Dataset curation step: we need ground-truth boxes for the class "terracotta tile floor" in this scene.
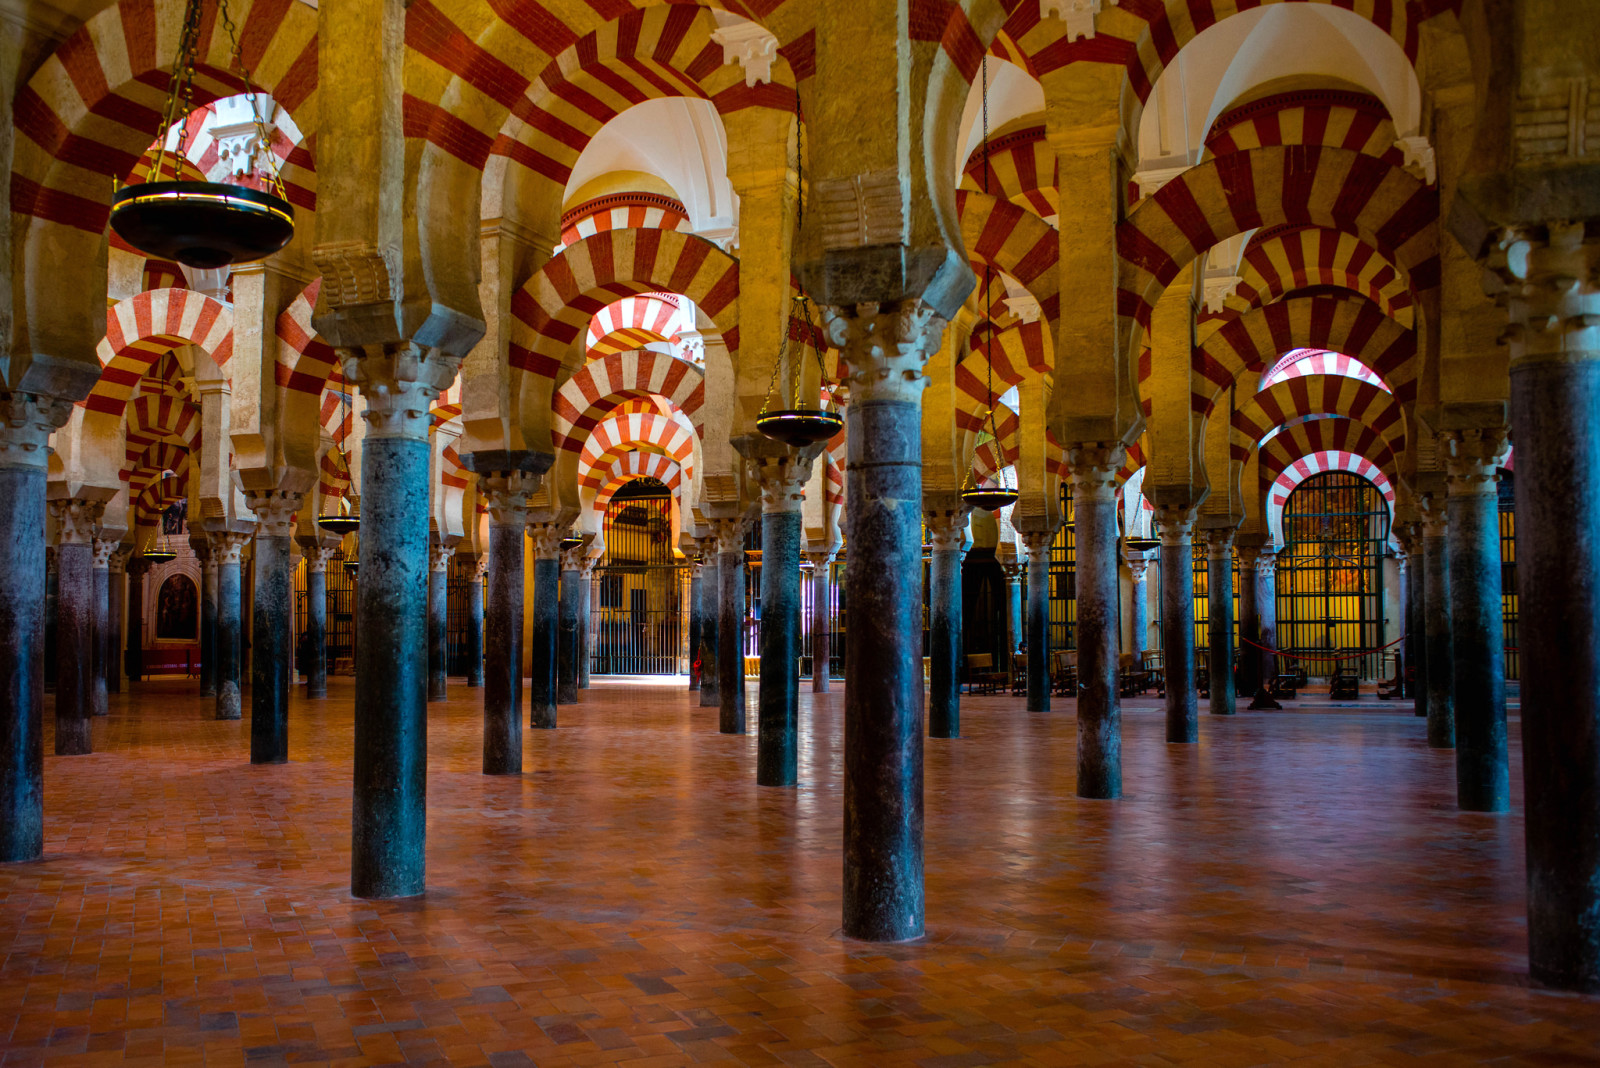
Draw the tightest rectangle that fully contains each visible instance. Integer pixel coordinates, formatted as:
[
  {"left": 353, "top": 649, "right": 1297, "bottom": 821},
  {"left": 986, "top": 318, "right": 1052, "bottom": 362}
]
[{"left": 3, "top": 677, "right": 1597, "bottom": 1066}]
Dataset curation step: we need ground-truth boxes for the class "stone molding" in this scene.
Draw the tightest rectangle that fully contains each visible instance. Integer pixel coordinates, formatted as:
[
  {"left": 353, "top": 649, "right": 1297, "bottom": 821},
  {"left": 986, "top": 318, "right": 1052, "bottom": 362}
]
[
  {"left": 710, "top": 18, "right": 779, "bottom": 87},
  {"left": 821, "top": 299, "right": 945, "bottom": 405},
  {"left": 311, "top": 241, "right": 395, "bottom": 307}
]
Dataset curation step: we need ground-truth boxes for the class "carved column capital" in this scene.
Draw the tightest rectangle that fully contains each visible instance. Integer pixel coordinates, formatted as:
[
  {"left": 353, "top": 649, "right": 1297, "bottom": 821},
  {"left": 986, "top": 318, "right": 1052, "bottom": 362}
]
[
  {"left": 125, "top": 555, "right": 152, "bottom": 578},
  {"left": 245, "top": 490, "right": 303, "bottom": 538},
  {"left": 108, "top": 547, "right": 132, "bottom": 575},
  {"left": 1154, "top": 505, "right": 1197, "bottom": 545},
  {"left": 0, "top": 391, "right": 74, "bottom": 469},
  {"left": 1001, "top": 562, "right": 1026, "bottom": 581},
  {"left": 481, "top": 471, "right": 539, "bottom": 527},
  {"left": 754, "top": 453, "right": 815, "bottom": 514},
  {"left": 305, "top": 545, "right": 337, "bottom": 574},
  {"left": 709, "top": 515, "right": 749, "bottom": 555},
  {"left": 1062, "top": 443, "right": 1126, "bottom": 501},
  {"left": 1440, "top": 428, "right": 1510, "bottom": 497},
  {"left": 91, "top": 537, "right": 118, "bottom": 569},
  {"left": 1418, "top": 494, "right": 1449, "bottom": 539},
  {"left": 208, "top": 530, "right": 252, "bottom": 565},
  {"left": 1255, "top": 550, "right": 1278, "bottom": 578},
  {"left": 1203, "top": 527, "right": 1236, "bottom": 559},
  {"left": 803, "top": 550, "right": 836, "bottom": 571},
  {"left": 560, "top": 544, "right": 588, "bottom": 572},
  {"left": 1486, "top": 222, "right": 1600, "bottom": 370},
  {"left": 1125, "top": 554, "right": 1151, "bottom": 582},
  {"left": 472, "top": 553, "right": 490, "bottom": 580},
  {"left": 1019, "top": 528, "right": 1056, "bottom": 559},
  {"left": 820, "top": 299, "right": 946, "bottom": 405},
  {"left": 527, "top": 522, "right": 568, "bottom": 560},
  {"left": 924, "top": 506, "right": 970, "bottom": 554},
  {"left": 50, "top": 499, "right": 105, "bottom": 545},
  {"left": 429, "top": 541, "right": 456, "bottom": 573},
  {"left": 339, "top": 343, "right": 462, "bottom": 442}
]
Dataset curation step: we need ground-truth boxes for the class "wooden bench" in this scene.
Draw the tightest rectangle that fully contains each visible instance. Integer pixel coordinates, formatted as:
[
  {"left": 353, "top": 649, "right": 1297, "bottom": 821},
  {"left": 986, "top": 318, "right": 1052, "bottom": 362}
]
[
  {"left": 966, "top": 653, "right": 1007, "bottom": 694},
  {"left": 1050, "top": 650, "right": 1078, "bottom": 696}
]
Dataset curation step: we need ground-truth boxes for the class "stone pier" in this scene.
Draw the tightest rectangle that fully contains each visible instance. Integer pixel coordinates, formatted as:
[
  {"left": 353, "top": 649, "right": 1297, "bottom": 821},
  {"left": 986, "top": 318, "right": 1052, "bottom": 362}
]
[
  {"left": 698, "top": 540, "right": 720, "bottom": 709},
  {"left": 558, "top": 542, "right": 583, "bottom": 705},
  {"left": 1066, "top": 446, "right": 1123, "bottom": 798},
  {"left": 1157, "top": 508, "right": 1198, "bottom": 743},
  {"left": 91, "top": 537, "right": 113, "bottom": 717},
  {"left": 711, "top": 516, "right": 748, "bottom": 734},
  {"left": 465, "top": 554, "right": 485, "bottom": 688},
  {"left": 755, "top": 456, "right": 812, "bottom": 785},
  {"left": 481, "top": 475, "right": 534, "bottom": 774},
  {"left": 926, "top": 504, "right": 968, "bottom": 740},
  {"left": 210, "top": 531, "right": 249, "bottom": 721},
  {"left": 527, "top": 522, "right": 564, "bottom": 730},
  {"left": 303, "top": 545, "right": 335, "bottom": 698},
  {"left": 247, "top": 493, "right": 300, "bottom": 764},
  {"left": 1020, "top": 529, "right": 1056, "bottom": 713},
  {"left": 51, "top": 499, "right": 103, "bottom": 755}
]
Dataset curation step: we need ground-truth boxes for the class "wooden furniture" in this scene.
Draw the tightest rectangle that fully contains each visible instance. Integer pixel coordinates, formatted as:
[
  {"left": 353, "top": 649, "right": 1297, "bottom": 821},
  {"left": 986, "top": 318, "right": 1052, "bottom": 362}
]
[
  {"left": 1050, "top": 650, "right": 1078, "bottom": 696},
  {"left": 966, "top": 653, "right": 1007, "bottom": 694},
  {"left": 1009, "top": 652, "right": 1028, "bottom": 695},
  {"left": 1329, "top": 652, "right": 1360, "bottom": 699}
]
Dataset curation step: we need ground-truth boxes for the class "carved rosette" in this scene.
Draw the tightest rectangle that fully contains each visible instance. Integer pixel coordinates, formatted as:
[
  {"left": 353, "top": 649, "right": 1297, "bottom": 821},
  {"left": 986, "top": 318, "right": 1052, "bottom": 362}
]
[
  {"left": 339, "top": 342, "right": 462, "bottom": 442},
  {"left": 481, "top": 471, "right": 538, "bottom": 528},
  {"left": 51, "top": 499, "right": 106, "bottom": 546},
  {"left": 208, "top": 531, "right": 252, "bottom": 565},
  {"left": 305, "top": 545, "right": 337, "bottom": 575},
  {"left": 1154, "top": 505, "right": 1197, "bottom": 546},
  {"left": 527, "top": 522, "right": 568, "bottom": 561},
  {"left": 0, "top": 392, "right": 74, "bottom": 470},
  {"left": 1062, "top": 443, "right": 1126, "bottom": 503},
  {"left": 1487, "top": 222, "right": 1600, "bottom": 371},
  {"left": 1440, "top": 428, "right": 1510, "bottom": 498},
  {"left": 709, "top": 516, "right": 748, "bottom": 556},
  {"left": 429, "top": 541, "right": 456, "bottom": 573},
  {"left": 924, "top": 507, "right": 970, "bottom": 554},
  {"left": 246, "top": 490, "right": 302, "bottom": 539},
  {"left": 820, "top": 300, "right": 946, "bottom": 405}
]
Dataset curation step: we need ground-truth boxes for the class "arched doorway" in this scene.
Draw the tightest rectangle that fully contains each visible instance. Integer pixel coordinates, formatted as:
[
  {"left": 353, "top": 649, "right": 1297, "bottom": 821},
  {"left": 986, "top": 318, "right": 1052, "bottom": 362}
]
[
  {"left": 1276, "top": 471, "right": 1390, "bottom": 678},
  {"left": 590, "top": 478, "right": 686, "bottom": 675}
]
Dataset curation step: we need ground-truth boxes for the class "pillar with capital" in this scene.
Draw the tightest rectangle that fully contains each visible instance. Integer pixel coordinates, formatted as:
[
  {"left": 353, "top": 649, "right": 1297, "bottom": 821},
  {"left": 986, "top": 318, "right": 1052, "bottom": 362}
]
[
  {"left": 925, "top": 501, "right": 969, "bottom": 740},
  {"left": 1251, "top": 549, "right": 1281, "bottom": 710},
  {"left": 709, "top": 515, "right": 749, "bottom": 734},
  {"left": 751, "top": 450, "right": 818, "bottom": 784},
  {"left": 245, "top": 492, "right": 300, "bottom": 763},
  {"left": 697, "top": 535, "right": 720, "bottom": 709},
  {"left": 208, "top": 530, "right": 252, "bottom": 721},
  {"left": 1002, "top": 562, "right": 1024, "bottom": 668},
  {"left": 1233, "top": 541, "right": 1261, "bottom": 698},
  {"left": 465, "top": 553, "right": 486, "bottom": 688},
  {"left": 427, "top": 536, "right": 455, "bottom": 703},
  {"left": 806, "top": 549, "right": 837, "bottom": 693},
  {"left": 1, "top": 392, "right": 75, "bottom": 859},
  {"left": 1066, "top": 445, "right": 1125, "bottom": 797},
  {"left": 526, "top": 521, "right": 566, "bottom": 729},
  {"left": 557, "top": 539, "right": 586, "bottom": 705},
  {"left": 1126, "top": 550, "right": 1151, "bottom": 664},
  {"left": 124, "top": 556, "right": 149, "bottom": 684},
  {"left": 480, "top": 474, "right": 534, "bottom": 772},
  {"left": 1419, "top": 494, "right": 1454, "bottom": 749},
  {"left": 687, "top": 553, "right": 704, "bottom": 692},
  {"left": 1019, "top": 528, "right": 1057, "bottom": 713},
  {"left": 301, "top": 543, "right": 337, "bottom": 697},
  {"left": 1396, "top": 521, "right": 1426, "bottom": 718},
  {"left": 194, "top": 539, "right": 218, "bottom": 697},
  {"left": 52, "top": 499, "right": 104, "bottom": 754},
  {"left": 577, "top": 552, "right": 594, "bottom": 689},
  {"left": 90, "top": 536, "right": 116, "bottom": 718},
  {"left": 1203, "top": 527, "right": 1237, "bottom": 717},
  {"left": 1156, "top": 506, "right": 1199, "bottom": 742},
  {"left": 107, "top": 548, "right": 130, "bottom": 694}
]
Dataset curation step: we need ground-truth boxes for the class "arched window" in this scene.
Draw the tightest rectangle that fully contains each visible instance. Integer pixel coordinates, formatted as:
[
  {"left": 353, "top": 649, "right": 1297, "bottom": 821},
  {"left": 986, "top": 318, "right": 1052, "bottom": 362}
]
[{"left": 1277, "top": 472, "right": 1389, "bottom": 678}]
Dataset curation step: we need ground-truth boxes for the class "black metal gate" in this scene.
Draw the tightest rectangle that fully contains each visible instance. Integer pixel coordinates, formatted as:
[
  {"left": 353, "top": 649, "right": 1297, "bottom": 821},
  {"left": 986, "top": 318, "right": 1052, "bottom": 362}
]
[
  {"left": 1276, "top": 471, "right": 1388, "bottom": 678},
  {"left": 293, "top": 546, "right": 356, "bottom": 670},
  {"left": 589, "top": 486, "right": 686, "bottom": 675},
  {"left": 1499, "top": 470, "right": 1519, "bottom": 682}
]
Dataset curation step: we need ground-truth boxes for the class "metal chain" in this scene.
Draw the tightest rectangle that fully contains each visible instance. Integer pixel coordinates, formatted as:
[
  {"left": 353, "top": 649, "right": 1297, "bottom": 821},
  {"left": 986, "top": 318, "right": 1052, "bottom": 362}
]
[
  {"left": 216, "top": 0, "right": 288, "bottom": 199},
  {"left": 152, "top": 0, "right": 203, "bottom": 184}
]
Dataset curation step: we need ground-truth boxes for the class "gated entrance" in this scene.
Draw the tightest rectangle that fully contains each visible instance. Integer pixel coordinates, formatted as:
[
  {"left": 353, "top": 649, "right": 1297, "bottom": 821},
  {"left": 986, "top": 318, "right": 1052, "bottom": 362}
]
[
  {"left": 1276, "top": 471, "right": 1389, "bottom": 678},
  {"left": 589, "top": 481, "right": 687, "bottom": 675}
]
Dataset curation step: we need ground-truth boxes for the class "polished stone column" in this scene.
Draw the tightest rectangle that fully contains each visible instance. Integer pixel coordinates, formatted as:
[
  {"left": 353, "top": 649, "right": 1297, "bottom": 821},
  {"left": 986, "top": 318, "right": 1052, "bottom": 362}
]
[
  {"left": 124, "top": 557, "right": 147, "bottom": 683},
  {"left": 926, "top": 505, "right": 968, "bottom": 740},
  {"left": 1255, "top": 550, "right": 1279, "bottom": 694},
  {"left": 342, "top": 348, "right": 460, "bottom": 899},
  {"left": 698, "top": 540, "right": 720, "bottom": 709},
  {"left": 1205, "top": 528, "right": 1237, "bottom": 717},
  {"left": 45, "top": 548, "right": 57, "bottom": 694},
  {"left": 756, "top": 459, "right": 812, "bottom": 784},
  {"left": 807, "top": 550, "right": 836, "bottom": 692},
  {"left": 107, "top": 549, "right": 128, "bottom": 694},
  {"left": 1497, "top": 223, "right": 1600, "bottom": 991},
  {"left": 481, "top": 475, "right": 533, "bottom": 774},
  {"left": 1126, "top": 551, "right": 1151, "bottom": 664},
  {"left": 1, "top": 392, "right": 70, "bottom": 860},
  {"left": 823, "top": 298, "right": 944, "bottom": 943},
  {"left": 527, "top": 522, "right": 564, "bottom": 730},
  {"left": 303, "top": 545, "right": 334, "bottom": 698},
  {"left": 427, "top": 538, "right": 454, "bottom": 702},
  {"left": 197, "top": 543, "right": 218, "bottom": 697},
  {"left": 1443, "top": 430, "right": 1511, "bottom": 812},
  {"left": 1067, "top": 447, "right": 1124, "bottom": 798},
  {"left": 1234, "top": 544, "right": 1261, "bottom": 699},
  {"left": 1399, "top": 525, "right": 1427, "bottom": 717},
  {"left": 90, "top": 538, "right": 114, "bottom": 717},
  {"left": 557, "top": 542, "right": 583, "bottom": 705},
  {"left": 51, "top": 499, "right": 103, "bottom": 755},
  {"left": 1157, "top": 508, "right": 1198, "bottom": 743},
  {"left": 1003, "top": 562, "right": 1024, "bottom": 661},
  {"left": 711, "top": 516, "right": 749, "bottom": 734},
  {"left": 209, "top": 530, "right": 250, "bottom": 721},
  {"left": 687, "top": 557, "right": 704, "bottom": 692},
  {"left": 1420, "top": 497, "right": 1455, "bottom": 749},
  {"left": 1020, "top": 529, "right": 1055, "bottom": 713},
  {"left": 577, "top": 556, "right": 593, "bottom": 689},
  {"left": 246, "top": 493, "right": 300, "bottom": 764},
  {"left": 465, "top": 553, "right": 486, "bottom": 688}
]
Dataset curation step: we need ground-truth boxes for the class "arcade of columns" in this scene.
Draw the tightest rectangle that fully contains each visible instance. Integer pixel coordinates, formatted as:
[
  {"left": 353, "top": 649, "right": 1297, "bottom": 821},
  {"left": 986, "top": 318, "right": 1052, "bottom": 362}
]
[{"left": 1, "top": 0, "right": 1597, "bottom": 994}]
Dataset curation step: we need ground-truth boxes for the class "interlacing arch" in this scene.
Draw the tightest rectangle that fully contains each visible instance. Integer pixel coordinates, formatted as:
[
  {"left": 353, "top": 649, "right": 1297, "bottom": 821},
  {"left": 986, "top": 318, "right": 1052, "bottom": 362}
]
[
  {"left": 91, "top": 290, "right": 235, "bottom": 418},
  {"left": 1214, "top": 225, "right": 1416, "bottom": 327},
  {"left": 1229, "top": 375, "right": 1409, "bottom": 478},
  {"left": 1117, "top": 147, "right": 1438, "bottom": 358},
  {"left": 552, "top": 349, "right": 705, "bottom": 453},
  {"left": 1194, "top": 294, "right": 1416, "bottom": 413}
]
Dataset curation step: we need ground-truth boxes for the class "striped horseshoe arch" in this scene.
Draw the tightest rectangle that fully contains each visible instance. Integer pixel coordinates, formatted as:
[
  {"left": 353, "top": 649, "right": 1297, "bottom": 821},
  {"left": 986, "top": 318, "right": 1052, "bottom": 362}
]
[
  {"left": 578, "top": 411, "right": 698, "bottom": 491},
  {"left": 960, "top": 125, "right": 1057, "bottom": 219},
  {"left": 1202, "top": 89, "right": 1405, "bottom": 166},
  {"left": 1118, "top": 147, "right": 1437, "bottom": 358},
  {"left": 956, "top": 190, "right": 1061, "bottom": 324},
  {"left": 590, "top": 453, "right": 685, "bottom": 512},
  {"left": 123, "top": 393, "right": 201, "bottom": 479},
  {"left": 1262, "top": 448, "right": 1399, "bottom": 545},
  {"left": 552, "top": 350, "right": 706, "bottom": 453},
  {"left": 1229, "top": 375, "right": 1409, "bottom": 479},
  {"left": 956, "top": 321, "right": 1045, "bottom": 431},
  {"left": 1261, "top": 349, "right": 1390, "bottom": 392},
  {"left": 587, "top": 295, "right": 686, "bottom": 358},
  {"left": 1260, "top": 416, "right": 1400, "bottom": 491},
  {"left": 1214, "top": 225, "right": 1416, "bottom": 327},
  {"left": 1194, "top": 294, "right": 1416, "bottom": 415},
  {"left": 91, "top": 290, "right": 235, "bottom": 418}
]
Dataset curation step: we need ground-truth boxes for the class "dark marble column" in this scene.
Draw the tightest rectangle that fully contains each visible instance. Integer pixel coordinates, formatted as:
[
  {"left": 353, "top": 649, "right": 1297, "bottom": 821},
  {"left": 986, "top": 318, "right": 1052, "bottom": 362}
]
[
  {"left": 1399, "top": 527, "right": 1426, "bottom": 716},
  {"left": 756, "top": 462, "right": 810, "bottom": 785},
  {"left": 1157, "top": 509, "right": 1198, "bottom": 743},
  {"left": 465, "top": 553, "right": 485, "bottom": 688},
  {"left": 303, "top": 544, "right": 333, "bottom": 698},
  {"left": 246, "top": 493, "right": 299, "bottom": 765},
  {"left": 480, "top": 476, "right": 531, "bottom": 774},
  {"left": 210, "top": 531, "right": 249, "bottom": 721},
  {"left": 124, "top": 557, "right": 147, "bottom": 683},
  {"left": 51, "top": 500, "right": 103, "bottom": 756},
  {"left": 1003, "top": 562, "right": 1024, "bottom": 663},
  {"left": 577, "top": 560, "right": 593, "bottom": 689},
  {"left": 1126, "top": 551, "right": 1151, "bottom": 664},
  {"left": 687, "top": 559, "right": 703, "bottom": 691},
  {"left": 107, "top": 549, "right": 128, "bottom": 694},
  {"left": 1256, "top": 551, "right": 1279, "bottom": 692},
  {"left": 344, "top": 353, "right": 458, "bottom": 900},
  {"left": 91, "top": 538, "right": 113, "bottom": 717},
  {"left": 1442, "top": 431, "right": 1511, "bottom": 812},
  {"left": 1504, "top": 259, "right": 1600, "bottom": 989},
  {"left": 45, "top": 548, "right": 57, "bottom": 694},
  {"left": 1234, "top": 544, "right": 1260, "bottom": 699},
  {"left": 712, "top": 516, "right": 748, "bottom": 734},
  {"left": 427, "top": 538, "right": 454, "bottom": 703},
  {"left": 1205, "top": 528, "right": 1237, "bottom": 717},
  {"left": 557, "top": 543, "right": 583, "bottom": 705},
  {"left": 1421, "top": 498, "right": 1455, "bottom": 750},
  {"left": 826, "top": 299, "right": 942, "bottom": 943},
  {"left": 527, "top": 522, "right": 564, "bottom": 730},
  {"left": 698, "top": 543, "right": 720, "bottom": 708},
  {"left": 1067, "top": 447, "right": 1124, "bottom": 799},
  {"left": 1020, "top": 529, "right": 1055, "bottom": 713},
  {"left": 197, "top": 544, "right": 218, "bottom": 697},
  {"left": 926, "top": 505, "right": 968, "bottom": 740},
  {"left": 807, "top": 551, "right": 835, "bottom": 692},
  {"left": 1, "top": 395, "right": 65, "bottom": 861}
]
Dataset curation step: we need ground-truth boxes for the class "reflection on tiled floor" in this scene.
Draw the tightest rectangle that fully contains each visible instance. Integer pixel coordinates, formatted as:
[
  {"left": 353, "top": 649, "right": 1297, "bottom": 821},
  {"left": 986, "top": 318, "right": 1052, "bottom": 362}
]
[{"left": 2, "top": 677, "right": 1595, "bottom": 1066}]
